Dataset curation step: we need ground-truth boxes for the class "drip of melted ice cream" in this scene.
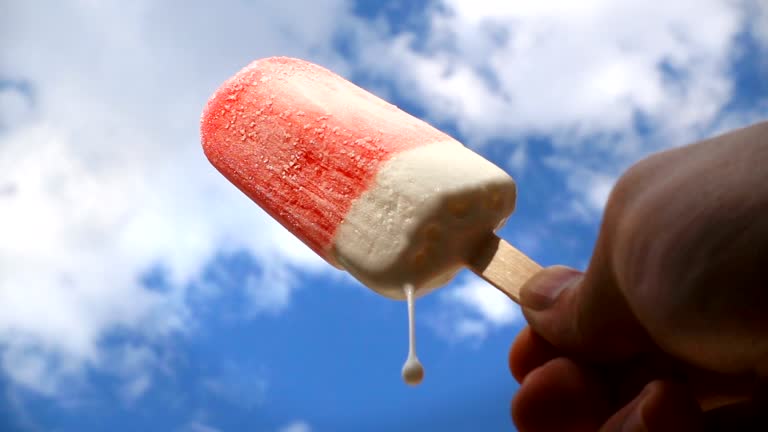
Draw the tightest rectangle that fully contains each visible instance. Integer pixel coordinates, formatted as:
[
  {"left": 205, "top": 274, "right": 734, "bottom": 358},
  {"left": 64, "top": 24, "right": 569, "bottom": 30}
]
[{"left": 401, "top": 284, "right": 424, "bottom": 385}]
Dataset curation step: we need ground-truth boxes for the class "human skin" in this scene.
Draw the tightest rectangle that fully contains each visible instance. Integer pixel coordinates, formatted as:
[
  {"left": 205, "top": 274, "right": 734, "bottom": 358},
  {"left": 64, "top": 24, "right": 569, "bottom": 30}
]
[{"left": 509, "top": 121, "right": 768, "bottom": 431}]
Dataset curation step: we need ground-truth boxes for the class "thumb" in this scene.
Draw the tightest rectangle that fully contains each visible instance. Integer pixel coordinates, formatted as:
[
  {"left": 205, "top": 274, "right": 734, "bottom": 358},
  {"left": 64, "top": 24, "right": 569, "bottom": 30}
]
[{"left": 519, "top": 264, "right": 652, "bottom": 361}]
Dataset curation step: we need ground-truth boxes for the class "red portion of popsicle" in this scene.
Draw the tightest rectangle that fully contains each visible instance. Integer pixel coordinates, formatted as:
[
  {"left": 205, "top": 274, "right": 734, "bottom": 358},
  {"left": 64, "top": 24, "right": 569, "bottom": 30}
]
[{"left": 201, "top": 57, "right": 452, "bottom": 261}]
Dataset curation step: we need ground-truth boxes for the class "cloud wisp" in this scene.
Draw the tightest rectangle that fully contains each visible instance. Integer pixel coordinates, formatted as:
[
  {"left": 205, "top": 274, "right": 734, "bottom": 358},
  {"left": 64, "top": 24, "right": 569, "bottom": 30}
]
[
  {"left": 353, "top": 0, "right": 767, "bottom": 215},
  {"left": 0, "top": 0, "right": 348, "bottom": 398}
]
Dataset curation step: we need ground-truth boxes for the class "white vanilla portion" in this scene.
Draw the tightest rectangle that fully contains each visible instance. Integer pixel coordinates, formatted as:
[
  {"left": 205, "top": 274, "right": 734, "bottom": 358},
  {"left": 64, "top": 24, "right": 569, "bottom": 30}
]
[
  {"left": 401, "top": 284, "right": 424, "bottom": 386},
  {"left": 333, "top": 140, "right": 517, "bottom": 299}
]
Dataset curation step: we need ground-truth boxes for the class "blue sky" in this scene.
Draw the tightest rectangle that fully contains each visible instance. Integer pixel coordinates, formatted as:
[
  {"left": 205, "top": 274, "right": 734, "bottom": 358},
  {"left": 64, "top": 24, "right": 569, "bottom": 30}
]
[{"left": 1, "top": 1, "right": 767, "bottom": 431}]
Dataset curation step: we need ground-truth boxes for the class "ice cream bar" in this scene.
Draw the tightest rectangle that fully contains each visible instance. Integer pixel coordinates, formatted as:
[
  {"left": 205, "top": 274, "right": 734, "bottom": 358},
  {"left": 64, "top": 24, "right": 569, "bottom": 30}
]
[{"left": 201, "top": 57, "right": 539, "bottom": 301}]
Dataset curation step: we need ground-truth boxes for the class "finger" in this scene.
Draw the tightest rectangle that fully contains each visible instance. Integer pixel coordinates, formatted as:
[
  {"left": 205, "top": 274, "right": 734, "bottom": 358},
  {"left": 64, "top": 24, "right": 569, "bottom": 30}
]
[
  {"left": 510, "top": 332, "right": 760, "bottom": 416},
  {"left": 509, "top": 326, "right": 560, "bottom": 383},
  {"left": 599, "top": 380, "right": 703, "bottom": 432},
  {"left": 519, "top": 263, "right": 652, "bottom": 361},
  {"left": 518, "top": 167, "right": 665, "bottom": 362},
  {"left": 512, "top": 357, "right": 611, "bottom": 432}
]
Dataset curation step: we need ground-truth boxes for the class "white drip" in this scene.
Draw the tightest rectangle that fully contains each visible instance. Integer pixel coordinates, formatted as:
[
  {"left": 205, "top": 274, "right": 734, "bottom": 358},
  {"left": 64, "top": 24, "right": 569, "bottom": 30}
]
[{"left": 401, "top": 284, "right": 424, "bottom": 386}]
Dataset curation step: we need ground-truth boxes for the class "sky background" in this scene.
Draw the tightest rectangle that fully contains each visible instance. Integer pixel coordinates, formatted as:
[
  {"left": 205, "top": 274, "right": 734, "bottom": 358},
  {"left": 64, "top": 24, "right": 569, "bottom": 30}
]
[{"left": 1, "top": 1, "right": 767, "bottom": 431}]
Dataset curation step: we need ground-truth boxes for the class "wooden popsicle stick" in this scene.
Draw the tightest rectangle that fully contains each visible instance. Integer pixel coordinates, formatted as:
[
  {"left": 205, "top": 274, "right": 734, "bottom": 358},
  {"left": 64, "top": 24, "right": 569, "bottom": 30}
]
[{"left": 467, "top": 235, "right": 541, "bottom": 303}]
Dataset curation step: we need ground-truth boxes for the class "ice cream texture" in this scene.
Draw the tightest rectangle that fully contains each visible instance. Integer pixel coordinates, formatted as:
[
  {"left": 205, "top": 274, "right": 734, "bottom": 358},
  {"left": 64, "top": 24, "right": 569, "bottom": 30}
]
[{"left": 201, "top": 57, "right": 518, "bottom": 300}]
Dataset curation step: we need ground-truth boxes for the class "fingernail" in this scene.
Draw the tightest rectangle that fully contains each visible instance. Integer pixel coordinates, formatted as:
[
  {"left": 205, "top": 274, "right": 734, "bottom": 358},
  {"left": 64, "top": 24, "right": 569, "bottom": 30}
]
[{"left": 519, "top": 266, "right": 582, "bottom": 311}]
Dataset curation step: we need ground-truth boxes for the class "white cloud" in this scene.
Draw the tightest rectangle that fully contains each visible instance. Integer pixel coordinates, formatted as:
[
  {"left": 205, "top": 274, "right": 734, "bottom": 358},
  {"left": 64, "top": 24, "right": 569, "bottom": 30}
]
[
  {"left": 201, "top": 362, "right": 268, "bottom": 410},
  {"left": 368, "top": 0, "right": 743, "bottom": 138},
  {"left": 186, "top": 415, "right": 312, "bottom": 432},
  {"left": 1, "top": 347, "right": 62, "bottom": 396},
  {"left": 448, "top": 279, "right": 522, "bottom": 326},
  {"left": 545, "top": 156, "right": 620, "bottom": 217},
  {"left": 752, "top": 0, "right": 768, "bottom": 45},
  {"left": 434, "top": 275, "right": 523, "bottom": 341},
  {"left": 507, "top": 144, "right": 527, "bottom": 174},
  {"left": 183, "top": 422, "right": 222, "bottom": 432},
  {"left": 111, "top": 345, "right": 160, "bottom": 402},
  {"left": 353, "top": 0, "right": 764, "bottom": 214},
  {"left": 121, "top": 374, "right": 151, "bottom": 402},
  {"left": 278, "top": 420, "right": 312, "bottom": 432},
  {"left": 453, "top": 318, "right": 489, "bottom": 340},
  {"left": 0, "top": 84, "right": 34, "bottom": 130},
  {"left": 0, "top": 0, "right": 349, "bottom": 399}
]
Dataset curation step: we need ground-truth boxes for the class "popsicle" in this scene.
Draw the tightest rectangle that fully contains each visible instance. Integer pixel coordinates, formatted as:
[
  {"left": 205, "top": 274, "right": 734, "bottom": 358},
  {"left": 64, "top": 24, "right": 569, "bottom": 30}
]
[
  {"left": 201, "top": 57, "right": 540, "bottom": 302},
  {"left": 201, "top": 57, "right": 541, "bottom": 385}
]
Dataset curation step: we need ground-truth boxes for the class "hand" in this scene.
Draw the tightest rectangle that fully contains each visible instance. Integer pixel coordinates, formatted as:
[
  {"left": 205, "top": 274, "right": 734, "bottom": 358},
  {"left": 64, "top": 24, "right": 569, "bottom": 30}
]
[{"left": 509, "top": 121, "right": 768, "bottom": 431}]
